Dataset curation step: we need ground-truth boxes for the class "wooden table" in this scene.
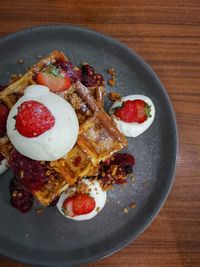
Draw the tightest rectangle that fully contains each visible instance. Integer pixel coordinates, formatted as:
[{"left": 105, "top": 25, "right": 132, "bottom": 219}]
[{"left": 0, "top": 1, "right": 199, "bottom": 266}]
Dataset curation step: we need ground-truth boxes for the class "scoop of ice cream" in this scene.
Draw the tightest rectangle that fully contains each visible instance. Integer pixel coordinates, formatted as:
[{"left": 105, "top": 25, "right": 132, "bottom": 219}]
[{"left": 7, "top": 85, "right": 79, "bottom": 161}]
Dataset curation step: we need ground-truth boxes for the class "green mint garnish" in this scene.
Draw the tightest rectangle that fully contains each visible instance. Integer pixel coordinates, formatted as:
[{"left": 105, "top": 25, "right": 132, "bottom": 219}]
[{"left": 43, "top": 64, "right": 61, "bottom": 77}]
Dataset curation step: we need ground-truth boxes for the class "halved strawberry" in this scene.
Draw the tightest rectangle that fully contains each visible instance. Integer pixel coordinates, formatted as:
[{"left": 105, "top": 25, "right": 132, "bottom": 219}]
[
  {"left": 37, "top": 72, "right": 71, "bottom": 92},
  {"left": 15, "top": 100, "right": 55, "bottom": 138},
  {"left": 73, "top": 193, "right": 96, "bottom": 215},
  {"left": 0, "top": 103, "right": 9, "bottom": 137},
  {"left": 62, "top": 193, "right": 96, "bottom": 216},
  {"left": 115, "top": 99, "right": 151, "bottom": 123},
  {"left": 63, "top": 197, "right": 75, "bottom": 217}
]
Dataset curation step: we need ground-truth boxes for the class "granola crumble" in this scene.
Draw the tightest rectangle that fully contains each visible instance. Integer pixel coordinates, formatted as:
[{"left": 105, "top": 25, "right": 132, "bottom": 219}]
[
  {"left": 129, "top": 202, "right": 136, "bottom": 209},
  {"left": 107, "top": 67, "right": 116, "bottom": 87},
  {"left": 123, "top": 207, "right": 128, "bottom": 214},
  {"left": 108, "top": 91, "right": 122, "bottom": 102}
]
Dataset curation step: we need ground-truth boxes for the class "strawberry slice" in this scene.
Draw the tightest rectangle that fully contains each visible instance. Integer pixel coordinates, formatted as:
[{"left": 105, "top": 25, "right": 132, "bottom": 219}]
[
  {"left": 115, "top": 99, "right": 151, "bottom": 123},
  {"left": 62, "top": 193, "right": 96, "bottom": 216},
  {"left": 15, "top": 100, "right": 55, "bottom": 138},
  {"left": 0, "top": 103, "right": 9, "bottom": 137},
  {"left": 37, "top": 72, "right": 71, "bottom": 92}
]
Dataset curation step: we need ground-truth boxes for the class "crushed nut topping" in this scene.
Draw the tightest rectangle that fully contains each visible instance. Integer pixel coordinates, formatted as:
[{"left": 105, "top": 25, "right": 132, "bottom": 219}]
[
  {"left": 107, "top": 67, "right": 116, "bottom": 87},
  {"left": 108, "top": 78, "right": 116, "bottom": 87},
  {"left": 108, "top": 91, "right": 122, "bottom": 102},
  {"left": 129, "top": 202, "right": 136, "bottom": 209},
  {"left": 123, "top": 207, "right": 128, "bottom": 213},
  {"left": 108, "top": 68, "right": 115, "bottom": 76}
]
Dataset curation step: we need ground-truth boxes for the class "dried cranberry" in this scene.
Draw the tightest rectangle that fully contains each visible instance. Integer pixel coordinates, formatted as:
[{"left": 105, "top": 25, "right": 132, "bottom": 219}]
[
  {"left": 10, "top": 177, "right": 24, "bottom": 192},
  {"left": 81, "top": 64, "right": 96, "bottom": 87},
  {"left": 124, "top": 165, "right": 133, "bottom": 174},
  {"left": 10, "top": 177, "right": 33, "bottom": 213},
  {"left": 82, "top": 64, "right": 94, "bottom": 77},
  {"left": 8, "top": 150, "right": 48, "bottom": 192},
  {"left": 97, "top": 153, "right": 135, "bottom": 188},
  {"left": 10, "top": 189, "right": 33, "bottom": 213},
  {"left": 82, "top": 76, "right": 97, "bottom": 87},
  {"left": 0, "top": 153, "right": 5, "bottom": 161},
  {"left": 112, "top": 153, "right": 135, "bottom": 168},
  {"left": 81, "top": 64, "right": 105, "bottom": 87}
]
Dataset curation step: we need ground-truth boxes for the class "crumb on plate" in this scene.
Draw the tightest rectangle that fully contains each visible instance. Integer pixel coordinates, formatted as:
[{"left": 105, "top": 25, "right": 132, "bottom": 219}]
[
  {"left": 36, "top": 207, "right": 44, "bottom": 214},
  {"left": 129, "top": 202, "right": 136, "bottom": 209},
  {"left": 108, "top": 78, "right": 116, "bottom": 87},
  {"left": 123, "top": 207, "right": 128, "bottom": 214},
  {"left": 107, "top": 68, "right": 116, "bottom": 87},
  {"left": 108, "top": 91, "right": 122, "bottom": 102},
  {"left": 18, "top": 58, "right": 24, "bottom": 64}
]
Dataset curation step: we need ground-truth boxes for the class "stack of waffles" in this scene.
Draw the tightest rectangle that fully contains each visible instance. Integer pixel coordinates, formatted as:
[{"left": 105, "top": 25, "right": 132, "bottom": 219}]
[{"left": 0, "top": 51, "right": 127, "bottom": 206}]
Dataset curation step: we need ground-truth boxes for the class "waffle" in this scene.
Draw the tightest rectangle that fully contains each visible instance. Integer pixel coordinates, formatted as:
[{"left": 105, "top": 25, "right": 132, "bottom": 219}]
[{"left": 0, "top": 52, "right": 127, "bottom": 206}]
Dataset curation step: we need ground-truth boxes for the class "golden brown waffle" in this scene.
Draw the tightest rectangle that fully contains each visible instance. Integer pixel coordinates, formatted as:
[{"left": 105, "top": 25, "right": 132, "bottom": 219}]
[
  {"left": 34, "top": 82, "right": 127, "bottom": 205},
  {"left": 0, "top": 52, "right": 127, "bottom": 206}
]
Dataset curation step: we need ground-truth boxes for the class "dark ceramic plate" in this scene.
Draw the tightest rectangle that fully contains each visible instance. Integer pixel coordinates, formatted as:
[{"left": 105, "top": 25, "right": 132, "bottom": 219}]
[{"left": 0, "top": 25, "right": 177, "bottom": 267}]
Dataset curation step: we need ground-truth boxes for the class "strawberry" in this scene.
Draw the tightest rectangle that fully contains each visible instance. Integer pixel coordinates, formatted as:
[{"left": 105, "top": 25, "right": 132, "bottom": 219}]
[
  {"left": 0, "top": 103, "right": 9, "bottom": 137},
  {"left": 15, "top": 100, "right": 55, "bottom": 138},
  {"left": 63, "top": 197, "right": 75, "bottom": 217},
  {"left": 37, "top": 70, "right": 71, "bottom": 92},
  {"left": 115, "top": 99, "right": 151, "bottom": 123},
  {"left": 62, "top": 193, "right": 96, "bottom": 216},
  {"left": 73, "top": 193, "right": 96, "bottom": 215}
]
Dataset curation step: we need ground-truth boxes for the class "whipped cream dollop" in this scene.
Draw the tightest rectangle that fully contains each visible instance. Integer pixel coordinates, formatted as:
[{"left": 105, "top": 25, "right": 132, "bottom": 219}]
[
  {"left": 7, "top": 85, "right": 79, "bottom": 161},
  {"left": 57, "top": 179, "right": 107, "bottom": 221},
  {"left": 110, "top": 94, "right": 155, "bottom": 137}
]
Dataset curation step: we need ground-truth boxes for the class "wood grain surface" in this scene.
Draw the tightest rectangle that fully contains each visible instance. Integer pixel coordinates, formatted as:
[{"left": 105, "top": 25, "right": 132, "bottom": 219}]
[{"left": 0, "top": 0, "right": 199, "bottom": 266}]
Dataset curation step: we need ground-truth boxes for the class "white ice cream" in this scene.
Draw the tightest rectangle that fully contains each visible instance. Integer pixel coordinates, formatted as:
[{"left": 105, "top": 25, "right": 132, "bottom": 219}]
[
  {"left": 0, "top": 159, "right": 8, "bottom": 175},
  {"left": 7, "top": 85, "right": 79, "bottom": 161},
  {"left": 57, "top": 179, "right": 107, "bottom": 221},
  {"left": 110, "top": 95, "right": 155, "bottom": 138}
]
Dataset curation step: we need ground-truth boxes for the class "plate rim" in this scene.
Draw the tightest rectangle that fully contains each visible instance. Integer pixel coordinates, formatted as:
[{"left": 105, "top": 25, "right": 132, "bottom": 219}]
[{"left": 0, "top": 24, "right": 178, "bottom": 266}]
